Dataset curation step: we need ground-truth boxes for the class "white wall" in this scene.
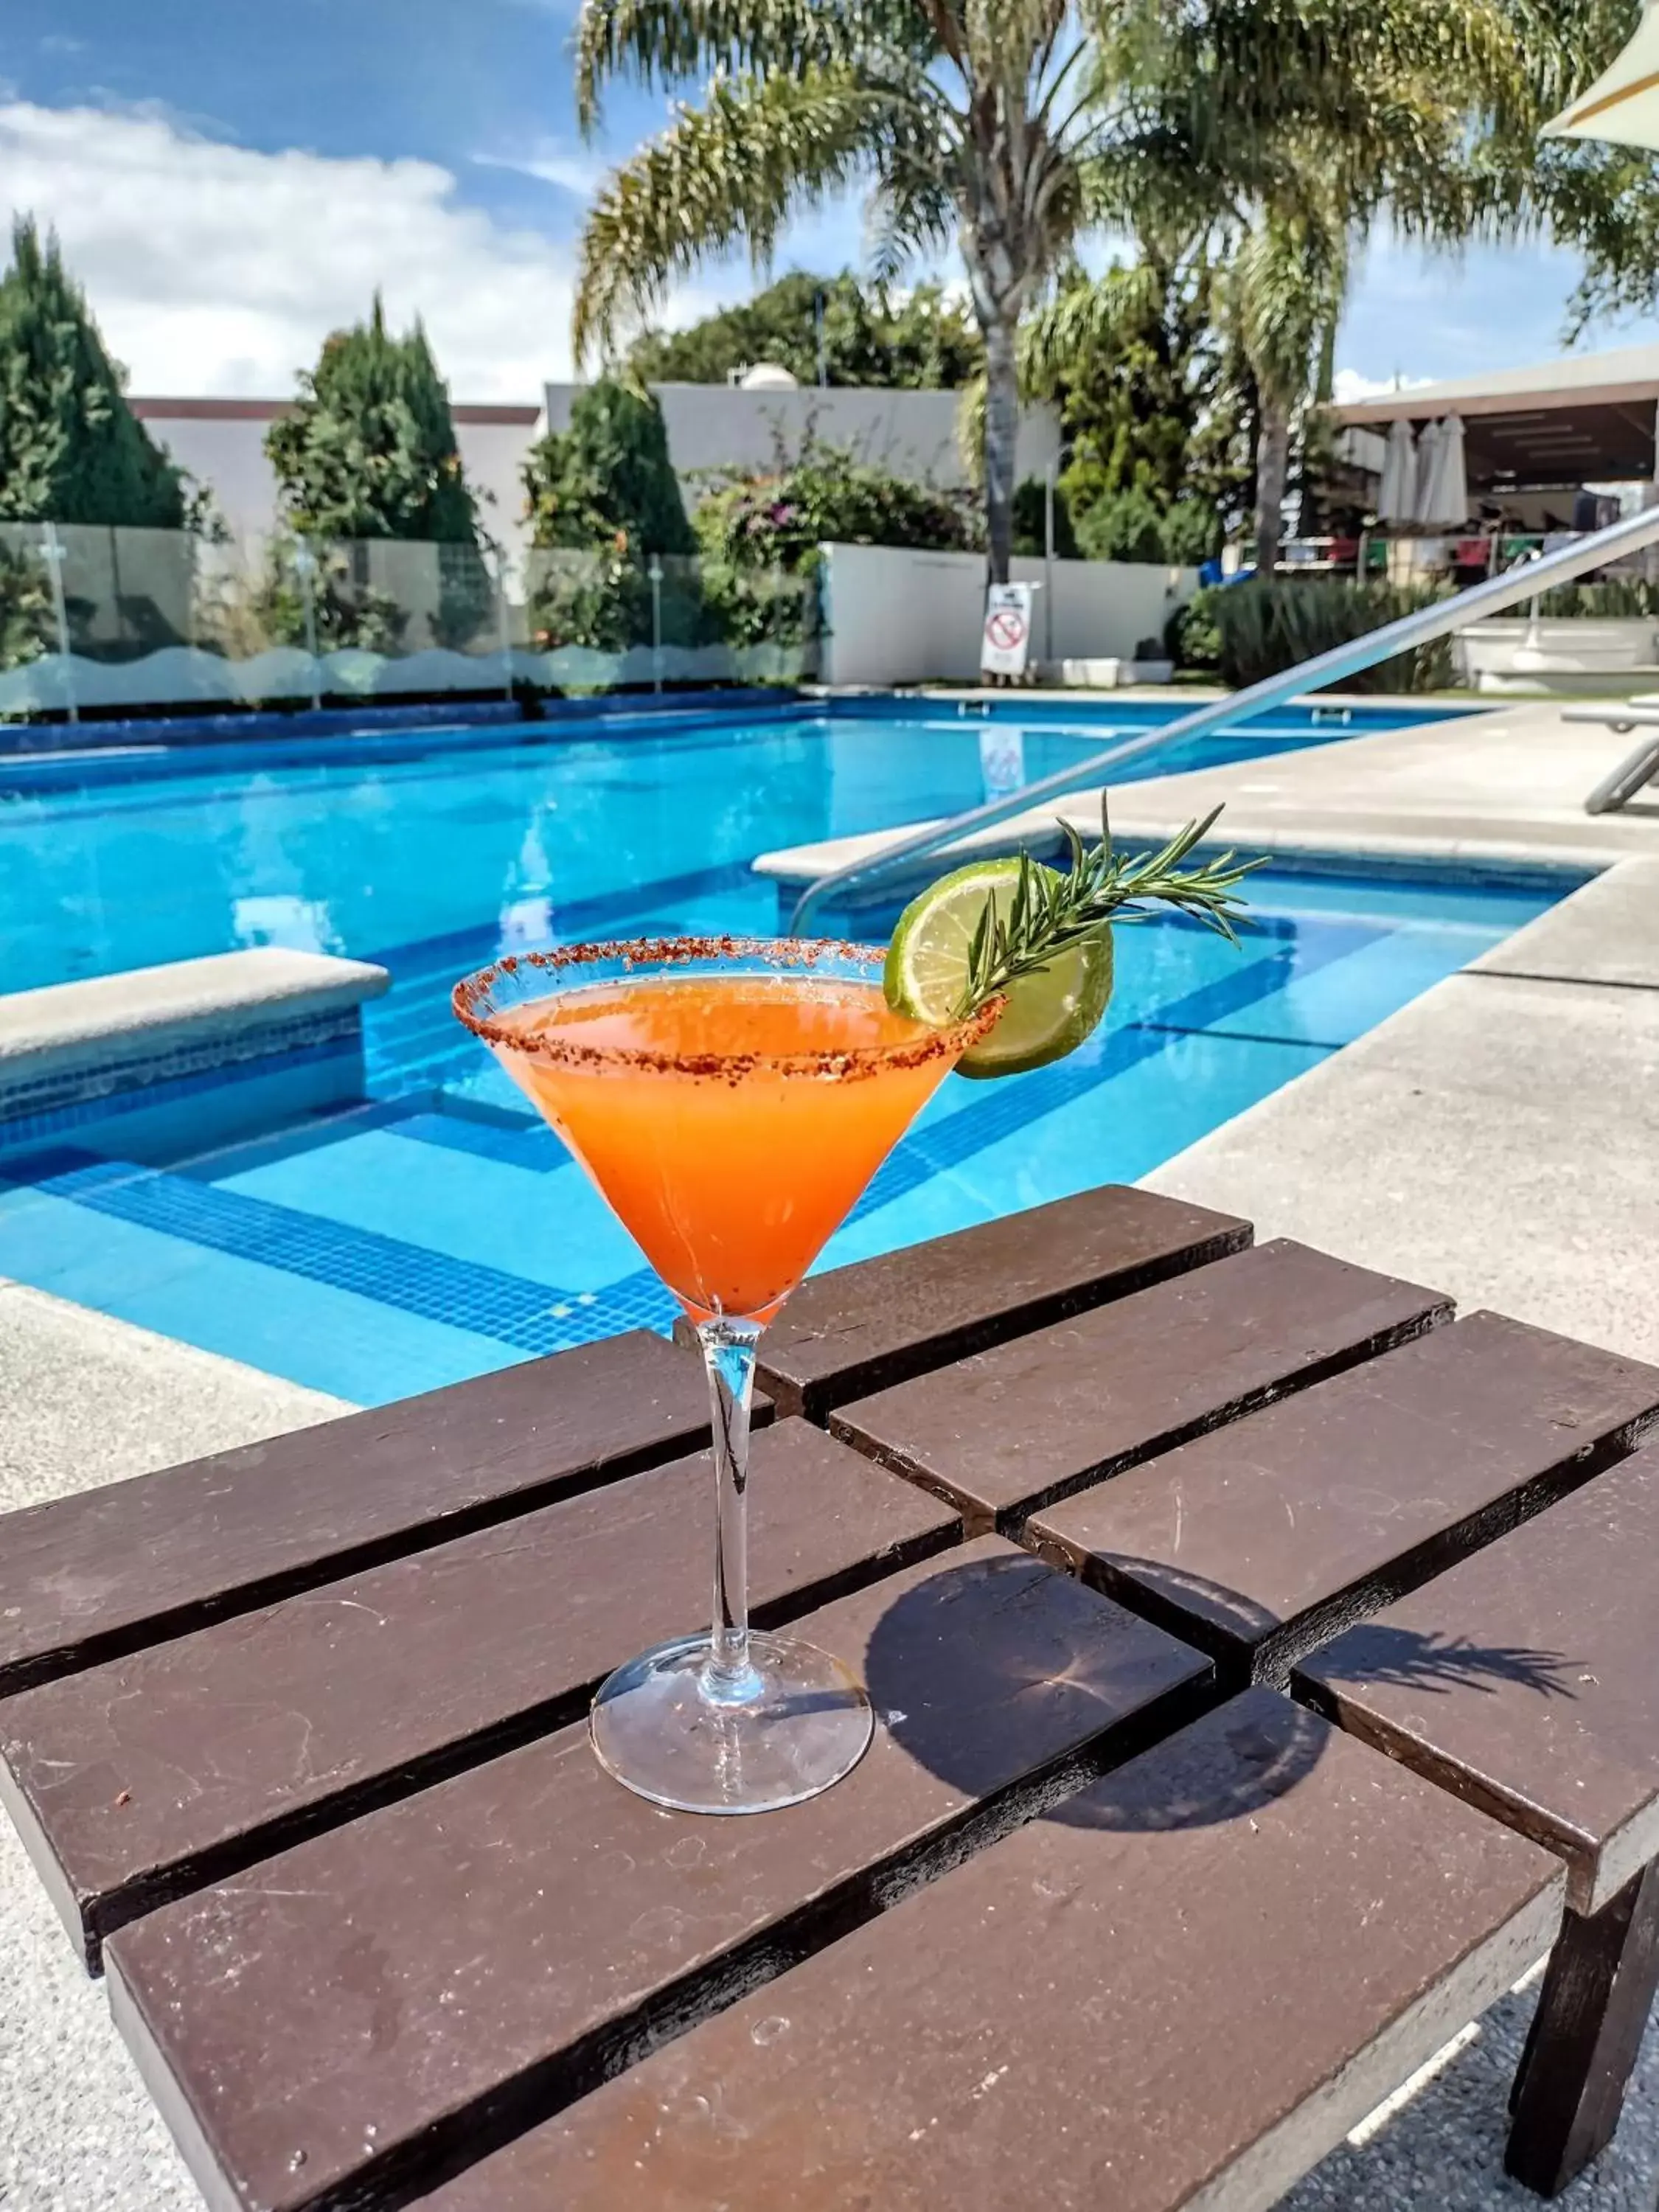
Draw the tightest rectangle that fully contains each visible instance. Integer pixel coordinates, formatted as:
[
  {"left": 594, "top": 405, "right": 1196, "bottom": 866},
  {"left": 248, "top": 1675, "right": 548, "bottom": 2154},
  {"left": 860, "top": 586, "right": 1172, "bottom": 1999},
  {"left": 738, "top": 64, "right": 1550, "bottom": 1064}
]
[
  {"left": 819, "top": 543, "right": 1197, "bottom": 686},
  {"left": 131, "top": 401, "right": 543, "bottom": 560},
  {"left": 543, "top": 381, "right": 1061, "bottom": 495}
]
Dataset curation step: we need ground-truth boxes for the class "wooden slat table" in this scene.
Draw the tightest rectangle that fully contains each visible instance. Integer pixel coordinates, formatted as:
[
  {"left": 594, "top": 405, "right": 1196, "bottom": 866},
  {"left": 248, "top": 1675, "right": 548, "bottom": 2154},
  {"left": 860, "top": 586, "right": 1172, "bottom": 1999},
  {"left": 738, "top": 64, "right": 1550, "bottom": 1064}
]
[
  {"left": 1, "top": 1181, "right": 1656, "bottom": 2212},
  {"left": 1297, "top": 1441, "right": 1659, "bottom": 2196}
]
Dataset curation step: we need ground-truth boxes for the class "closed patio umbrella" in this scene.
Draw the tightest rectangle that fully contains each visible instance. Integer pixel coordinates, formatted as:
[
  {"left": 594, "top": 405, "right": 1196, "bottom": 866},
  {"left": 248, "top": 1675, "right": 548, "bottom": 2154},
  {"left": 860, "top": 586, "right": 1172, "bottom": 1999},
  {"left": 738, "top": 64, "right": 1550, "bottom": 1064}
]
[
  {"left": 1375, "top": 418, "right": 1416, "bottom": 522},
  {"left": 1419, "top": 413, "right": 1469, "bottom": 528},
  {"left": 1545, "top": 0, "right": 1659, "bottom": 150},
  {"left": 1411, "top": 418, "right": 1443, "bottom": 524}
]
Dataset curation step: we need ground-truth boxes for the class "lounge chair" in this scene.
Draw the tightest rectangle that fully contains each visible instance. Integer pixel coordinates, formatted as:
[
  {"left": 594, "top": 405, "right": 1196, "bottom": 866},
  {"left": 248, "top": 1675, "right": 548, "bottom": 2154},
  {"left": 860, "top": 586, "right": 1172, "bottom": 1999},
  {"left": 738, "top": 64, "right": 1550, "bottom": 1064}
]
[{"left": 1561, "top": 695, "right": 1659, "bottom": 813}]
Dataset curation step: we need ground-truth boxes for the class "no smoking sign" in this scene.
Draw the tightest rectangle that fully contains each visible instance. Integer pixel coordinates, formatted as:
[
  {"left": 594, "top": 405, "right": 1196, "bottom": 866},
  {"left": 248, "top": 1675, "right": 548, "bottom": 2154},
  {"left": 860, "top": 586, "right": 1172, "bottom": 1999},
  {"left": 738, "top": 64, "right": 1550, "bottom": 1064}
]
[{"left": 981, "top": 583, "right": 1034, "bottom": 677}]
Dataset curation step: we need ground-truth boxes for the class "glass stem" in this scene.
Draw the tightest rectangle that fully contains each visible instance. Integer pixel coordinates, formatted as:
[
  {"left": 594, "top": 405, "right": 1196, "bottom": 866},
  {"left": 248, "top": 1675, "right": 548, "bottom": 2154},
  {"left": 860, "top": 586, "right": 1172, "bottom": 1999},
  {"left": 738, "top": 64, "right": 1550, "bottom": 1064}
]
[{"left": 698, "top": 1316, "right": 762, "bottom": 1700}]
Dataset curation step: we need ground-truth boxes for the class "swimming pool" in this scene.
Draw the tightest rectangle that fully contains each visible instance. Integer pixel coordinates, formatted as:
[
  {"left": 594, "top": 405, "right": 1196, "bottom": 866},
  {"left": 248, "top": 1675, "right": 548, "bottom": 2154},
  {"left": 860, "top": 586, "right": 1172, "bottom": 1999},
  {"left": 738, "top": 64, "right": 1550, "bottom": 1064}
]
[{"left": 0, "top": 696, "right": 1563, "bottom": 1402}]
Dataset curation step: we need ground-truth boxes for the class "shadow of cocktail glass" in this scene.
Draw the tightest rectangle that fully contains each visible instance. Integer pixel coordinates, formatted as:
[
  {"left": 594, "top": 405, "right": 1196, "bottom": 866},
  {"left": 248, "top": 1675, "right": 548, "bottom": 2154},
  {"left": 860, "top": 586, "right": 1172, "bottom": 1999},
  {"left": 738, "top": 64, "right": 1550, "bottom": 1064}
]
[{"left": 862, "top": 1550, "right": 1576, "bottom": 1834}]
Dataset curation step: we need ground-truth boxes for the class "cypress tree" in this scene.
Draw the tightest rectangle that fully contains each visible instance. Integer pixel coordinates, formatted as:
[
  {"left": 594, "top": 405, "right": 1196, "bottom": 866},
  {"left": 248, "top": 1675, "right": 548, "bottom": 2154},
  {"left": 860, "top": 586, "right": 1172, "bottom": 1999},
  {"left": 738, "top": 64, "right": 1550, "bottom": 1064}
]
[
  {"left": 521, "top": 379, "right": 698, "bottom": 658},
  {"left": 265, "top": 296, "right": 480, "bottom": 543},
  {"left": 0, "top": 217, "right": 187, "bottom": 526},
  {"left": 523, "top": 379, "right": 694, "bottom": 558},
  {"left": 266, "top": 297, "right": 490, "bottom": 651}
]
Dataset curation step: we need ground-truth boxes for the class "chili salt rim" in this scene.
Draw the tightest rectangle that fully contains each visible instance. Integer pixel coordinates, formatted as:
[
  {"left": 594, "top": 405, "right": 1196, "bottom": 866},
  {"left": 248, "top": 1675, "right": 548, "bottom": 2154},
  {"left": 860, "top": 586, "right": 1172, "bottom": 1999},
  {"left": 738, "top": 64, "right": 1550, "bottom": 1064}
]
[{"left": 451, "top": 934, "right": 1003, "bottom": 1079}]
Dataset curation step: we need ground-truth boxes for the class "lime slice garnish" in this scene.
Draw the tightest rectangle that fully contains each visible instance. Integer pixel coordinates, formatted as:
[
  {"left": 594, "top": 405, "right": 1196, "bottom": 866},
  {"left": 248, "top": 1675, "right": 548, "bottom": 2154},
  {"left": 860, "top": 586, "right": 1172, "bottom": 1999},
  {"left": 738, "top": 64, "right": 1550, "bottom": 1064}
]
[{"left": 884, "top": 857, "right": 1113, "bottom": 1079}]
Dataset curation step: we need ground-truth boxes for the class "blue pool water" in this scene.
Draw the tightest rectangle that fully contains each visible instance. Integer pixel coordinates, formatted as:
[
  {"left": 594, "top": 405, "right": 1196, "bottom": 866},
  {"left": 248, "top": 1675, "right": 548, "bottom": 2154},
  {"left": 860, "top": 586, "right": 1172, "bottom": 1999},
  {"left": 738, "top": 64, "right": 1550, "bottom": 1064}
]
[{"left": 0, "top": 697, "right": 1562, "bottom": 1403}]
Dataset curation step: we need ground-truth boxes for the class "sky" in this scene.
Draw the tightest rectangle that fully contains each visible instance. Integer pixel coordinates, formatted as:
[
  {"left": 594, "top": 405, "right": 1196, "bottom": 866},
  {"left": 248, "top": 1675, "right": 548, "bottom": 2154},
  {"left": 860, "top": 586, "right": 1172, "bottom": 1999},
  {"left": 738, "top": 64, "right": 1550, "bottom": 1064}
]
[{"left": 5, "top": 0, "right": 1659, "bottom": 404}]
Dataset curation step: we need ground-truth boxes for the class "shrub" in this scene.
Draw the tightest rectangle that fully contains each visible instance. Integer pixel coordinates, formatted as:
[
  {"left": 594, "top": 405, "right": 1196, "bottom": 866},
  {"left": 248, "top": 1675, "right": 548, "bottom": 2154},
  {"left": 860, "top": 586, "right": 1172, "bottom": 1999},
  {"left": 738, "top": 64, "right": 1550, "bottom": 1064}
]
[
  {"left": 266, "top": 299, "right": 490, "bottom": 648},
  {"left": 1533, "top": 578, "right": 1659, "bottom": 619},
  {"left": 694, "top": 442, "right": 981, "bottom": 574},
  {"left": 1060, "top": 462, "right": 1222, "bottom": 568},
  {"left": 1158, "top": 496, "right": 1223, "bottom": 567},
  {"left": 1072, "top": 483, "right": 1168, "bottom": 564},
  {"left": 692, "top": 442, "right": 974, "bottom": 672},
  {"left": 1012, "top": 476, "right": 1079, "bottom": 558},
  {"left": 0, "top": 538, "right": 55, "bottom": 670},
  {"left": 525, "top": 543, "right": 650, "bottom": 658},
  {"left": 522, "top": 381, "right": 697, "bottom": 658},
  {"left": 524, "top": 381, "right": 695, "bottom": 560},
  {"left": 1166, "top": 585, "right": 1223, "bottom": 671},
  {"left": 268, "top": 300, "right": 480, "bottom": 545},
  {"left": 1210, "top": 577, "right": 1455, "bottom": 693}
]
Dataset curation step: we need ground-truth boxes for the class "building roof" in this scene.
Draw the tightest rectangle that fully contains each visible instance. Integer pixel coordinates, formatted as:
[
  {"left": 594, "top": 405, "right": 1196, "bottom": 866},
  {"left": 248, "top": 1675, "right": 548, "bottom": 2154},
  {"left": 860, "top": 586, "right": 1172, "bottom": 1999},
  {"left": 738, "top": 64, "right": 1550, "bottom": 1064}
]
[
  {"left": 1331, "top": 344, "right": 1659, "bottom": 487},
  {"left": 1332, "top": 343, "right": 1659, "bottom": 425},
  {"left": 128, "top": 397, "right": 543, "bottom": 425}
]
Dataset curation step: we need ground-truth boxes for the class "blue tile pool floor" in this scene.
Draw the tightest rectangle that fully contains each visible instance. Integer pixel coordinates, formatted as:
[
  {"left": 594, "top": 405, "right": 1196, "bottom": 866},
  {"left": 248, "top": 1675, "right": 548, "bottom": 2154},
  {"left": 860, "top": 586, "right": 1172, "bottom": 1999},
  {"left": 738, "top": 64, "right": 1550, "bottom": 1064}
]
[
  {"left": 0, "top": 697, "right": 1554, "bottom": 1401},
  {"left": 0, "top": 855, "right": 1561, "bottom": 1404}
]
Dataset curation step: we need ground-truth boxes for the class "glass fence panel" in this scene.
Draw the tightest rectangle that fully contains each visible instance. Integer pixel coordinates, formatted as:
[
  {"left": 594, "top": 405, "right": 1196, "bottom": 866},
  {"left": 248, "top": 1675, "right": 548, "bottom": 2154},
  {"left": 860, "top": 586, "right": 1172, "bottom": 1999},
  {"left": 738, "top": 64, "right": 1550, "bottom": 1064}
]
[{"left": 0, "top": 522, "right": 816, "bottom": 718}]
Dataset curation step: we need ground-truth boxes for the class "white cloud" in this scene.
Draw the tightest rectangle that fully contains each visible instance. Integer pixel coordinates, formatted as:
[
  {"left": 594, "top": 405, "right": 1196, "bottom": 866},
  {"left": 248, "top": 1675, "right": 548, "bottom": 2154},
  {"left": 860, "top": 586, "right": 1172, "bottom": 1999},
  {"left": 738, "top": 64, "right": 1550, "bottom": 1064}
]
[
  {"left": 0, "top": 100, "right": 601, "bottom": 397},
  {"left": 1332, "top": 368, "right": 1438, "bottom": 405},
  {"left": 471, "top": 142, "right": 610, "bottom": 202}
]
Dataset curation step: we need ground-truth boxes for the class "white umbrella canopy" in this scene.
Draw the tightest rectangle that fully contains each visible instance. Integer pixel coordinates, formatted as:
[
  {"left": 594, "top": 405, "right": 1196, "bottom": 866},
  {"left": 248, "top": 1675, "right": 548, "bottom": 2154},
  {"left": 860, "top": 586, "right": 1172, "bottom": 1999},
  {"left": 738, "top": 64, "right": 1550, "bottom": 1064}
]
[
  {"left": 1545, "top": 0, "right": 1659, "bottom": 150},
  {"left": 1419, "top": 413, "right": 1470, "bottom": 528},
  {"left": 1376, "top": 417, "right": 1417, "bottom": 521},
  {"left": 1411, "top": 417, "right": 1444, "bottom": 523}
]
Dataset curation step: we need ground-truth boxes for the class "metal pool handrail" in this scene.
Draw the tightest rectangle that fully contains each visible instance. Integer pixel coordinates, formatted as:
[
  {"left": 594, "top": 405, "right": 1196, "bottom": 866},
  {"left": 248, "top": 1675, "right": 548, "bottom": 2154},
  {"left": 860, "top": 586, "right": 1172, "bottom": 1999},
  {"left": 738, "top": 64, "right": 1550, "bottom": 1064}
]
[{"left": 787, "top": 500, "right": 1659, "bottom": 933}]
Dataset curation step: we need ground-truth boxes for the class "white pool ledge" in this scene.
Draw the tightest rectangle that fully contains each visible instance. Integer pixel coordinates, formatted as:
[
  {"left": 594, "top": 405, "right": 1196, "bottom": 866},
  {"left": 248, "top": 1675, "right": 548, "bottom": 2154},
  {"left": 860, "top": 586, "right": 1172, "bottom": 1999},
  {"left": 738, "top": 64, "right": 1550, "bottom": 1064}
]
[{"left": 0, "top": 950, "right": 391, "bottom": 1162}]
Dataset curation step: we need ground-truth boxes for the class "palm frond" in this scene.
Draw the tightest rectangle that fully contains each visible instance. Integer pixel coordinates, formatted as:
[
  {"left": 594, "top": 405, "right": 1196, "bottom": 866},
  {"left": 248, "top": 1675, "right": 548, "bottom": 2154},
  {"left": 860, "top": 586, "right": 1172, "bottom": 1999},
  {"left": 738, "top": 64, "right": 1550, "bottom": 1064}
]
[
  {"left": 1018, "top": 259, "right": 1163, "bottom": 392},
  {"left": 1225, "top": 203, "right": 1346, "bottom": 413},
  {"left": 573, "top": 68, "right": 894, "bottom": 363},
  {"left": 868, "top": 167, "right": 958, "bottom": 286},
  {"left": 574, "top": 0, "right": 931, "bottom": 126}
]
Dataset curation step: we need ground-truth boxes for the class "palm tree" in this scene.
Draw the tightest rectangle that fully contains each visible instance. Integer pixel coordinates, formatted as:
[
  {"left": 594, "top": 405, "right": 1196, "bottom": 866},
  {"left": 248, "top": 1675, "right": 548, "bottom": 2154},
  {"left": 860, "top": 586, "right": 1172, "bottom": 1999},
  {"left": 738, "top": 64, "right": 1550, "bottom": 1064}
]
[
  {"left": 1133, "top": 0, "right": 1632, "bottom": 568},
  {"left": 571, "top": 0, "right": 1615, "bottom": 582},
  {"left": 571, "top": 0, "right": 1119, "bottom": 582},
  {"left": 1009, "top": 0, "right": 1593, "bottom": 571},
  {"left": 1225, "top": 208, "right": 1345, "bottom": 573}
]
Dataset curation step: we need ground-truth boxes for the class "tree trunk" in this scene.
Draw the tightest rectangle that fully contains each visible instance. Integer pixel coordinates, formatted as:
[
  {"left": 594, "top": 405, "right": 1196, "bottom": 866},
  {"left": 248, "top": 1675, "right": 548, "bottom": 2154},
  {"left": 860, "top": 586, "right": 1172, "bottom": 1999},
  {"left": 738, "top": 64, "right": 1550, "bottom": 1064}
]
[
  {"left": 1255, "top": 401, "right": 1290, "bottom": 577},
  {"left": 981, "top": 310, "right": 1019, "bottom": 586}
]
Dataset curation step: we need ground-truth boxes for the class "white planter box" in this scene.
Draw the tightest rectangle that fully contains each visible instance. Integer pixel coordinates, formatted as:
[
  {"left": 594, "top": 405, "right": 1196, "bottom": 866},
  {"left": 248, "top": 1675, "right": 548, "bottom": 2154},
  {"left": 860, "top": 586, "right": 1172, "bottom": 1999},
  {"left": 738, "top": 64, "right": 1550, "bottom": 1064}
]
[
  {"left": 1051, "top": 656, "right": 1176, "bottom": 689},
  {"left": 1457, "top": 616, "right": 1658, "bottom": 694}
]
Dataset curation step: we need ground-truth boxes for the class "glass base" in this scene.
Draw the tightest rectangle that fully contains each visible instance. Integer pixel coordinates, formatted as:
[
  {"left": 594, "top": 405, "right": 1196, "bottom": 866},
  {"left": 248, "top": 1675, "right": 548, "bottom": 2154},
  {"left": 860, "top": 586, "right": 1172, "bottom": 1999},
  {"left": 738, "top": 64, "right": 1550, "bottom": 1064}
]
[{"left": 589, "top": 1630, "right": 874, "bottom": 1815}]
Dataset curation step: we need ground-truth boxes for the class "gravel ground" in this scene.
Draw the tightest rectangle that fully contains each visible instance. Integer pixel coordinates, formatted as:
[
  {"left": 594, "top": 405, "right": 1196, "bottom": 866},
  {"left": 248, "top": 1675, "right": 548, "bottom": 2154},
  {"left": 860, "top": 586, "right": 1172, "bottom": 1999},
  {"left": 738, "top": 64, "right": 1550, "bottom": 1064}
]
[{"left": 1286, "top": 1975, "right": 1659, "bottom": 2211}]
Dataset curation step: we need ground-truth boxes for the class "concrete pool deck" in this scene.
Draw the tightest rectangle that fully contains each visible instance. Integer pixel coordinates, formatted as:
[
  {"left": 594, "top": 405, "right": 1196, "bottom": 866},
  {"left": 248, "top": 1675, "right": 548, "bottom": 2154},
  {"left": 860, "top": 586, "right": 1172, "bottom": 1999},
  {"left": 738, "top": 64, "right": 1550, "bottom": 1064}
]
[
  {"left": 1146, "top": 854, "right": 1659, "bottom": 1366},
  {"left": 756, "top": 696, "right": 1659, "bottom": 897}
]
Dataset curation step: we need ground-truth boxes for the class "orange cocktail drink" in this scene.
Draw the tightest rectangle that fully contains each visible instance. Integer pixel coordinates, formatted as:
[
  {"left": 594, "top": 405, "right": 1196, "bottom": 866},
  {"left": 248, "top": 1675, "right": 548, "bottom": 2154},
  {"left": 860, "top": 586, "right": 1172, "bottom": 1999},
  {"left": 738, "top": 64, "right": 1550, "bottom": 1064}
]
[
  {"left": 495, "top": 969, "right": 956, "bottom": 1324},
  {"left": 453, "top": 936, "right": 998, "bottom": 1817}
]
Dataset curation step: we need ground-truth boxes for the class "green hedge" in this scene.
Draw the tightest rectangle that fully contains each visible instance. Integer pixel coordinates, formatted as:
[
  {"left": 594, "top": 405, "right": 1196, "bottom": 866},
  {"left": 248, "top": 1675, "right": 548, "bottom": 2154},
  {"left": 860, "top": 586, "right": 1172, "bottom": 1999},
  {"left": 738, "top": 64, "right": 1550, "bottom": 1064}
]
[{"left": 1197, "top": 577, "right": 1455, "bottom": 693}]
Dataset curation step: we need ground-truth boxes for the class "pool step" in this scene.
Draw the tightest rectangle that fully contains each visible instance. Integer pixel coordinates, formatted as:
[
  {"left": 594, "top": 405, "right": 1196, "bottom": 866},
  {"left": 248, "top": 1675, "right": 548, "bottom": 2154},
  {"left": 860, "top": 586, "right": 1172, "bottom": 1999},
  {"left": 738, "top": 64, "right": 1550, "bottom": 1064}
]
[{"left": 0, "top": 950, "right": 390, "bottom": 1165}]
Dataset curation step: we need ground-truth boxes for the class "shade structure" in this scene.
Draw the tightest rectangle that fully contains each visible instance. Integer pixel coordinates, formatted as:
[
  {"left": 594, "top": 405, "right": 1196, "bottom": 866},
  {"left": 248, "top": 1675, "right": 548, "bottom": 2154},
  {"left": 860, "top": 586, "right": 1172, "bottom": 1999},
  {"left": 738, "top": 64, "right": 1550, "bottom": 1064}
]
[
  {"left": 1376, "top": 417, "right": 1417, "bottom": 521},
  {"left": 1545, "top": 1, "right": 1659, "bottom": 150},
  {"left": 1419, "top": 413, "right": 1470, "bottom": 528}
]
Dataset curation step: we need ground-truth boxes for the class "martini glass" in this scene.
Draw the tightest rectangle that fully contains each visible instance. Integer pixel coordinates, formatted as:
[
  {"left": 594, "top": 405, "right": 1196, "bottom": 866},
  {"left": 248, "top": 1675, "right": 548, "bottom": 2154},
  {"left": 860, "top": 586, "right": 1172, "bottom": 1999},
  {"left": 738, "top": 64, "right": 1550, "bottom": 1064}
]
[
  {"left": 453, "top": 936, "right": 998, "bottom": 1815},
  {"left": 451, "top": 933, "right": 1000, "bottom": 1814}
]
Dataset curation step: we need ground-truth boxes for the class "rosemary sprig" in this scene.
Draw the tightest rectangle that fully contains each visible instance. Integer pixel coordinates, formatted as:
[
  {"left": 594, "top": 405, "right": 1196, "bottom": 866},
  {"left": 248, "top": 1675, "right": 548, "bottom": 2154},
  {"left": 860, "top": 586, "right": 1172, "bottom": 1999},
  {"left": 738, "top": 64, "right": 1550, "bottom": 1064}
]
[{"left": 956, "top": 799, "right": 1264, "bottom": 1019}]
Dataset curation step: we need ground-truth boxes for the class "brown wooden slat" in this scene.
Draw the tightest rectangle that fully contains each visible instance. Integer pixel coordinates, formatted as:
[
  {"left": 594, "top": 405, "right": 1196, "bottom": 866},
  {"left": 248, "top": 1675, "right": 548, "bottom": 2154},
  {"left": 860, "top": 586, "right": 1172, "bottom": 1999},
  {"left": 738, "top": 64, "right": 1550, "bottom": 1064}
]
[
  {"left": 832, "top": 1237, "right": 1452, "bottom": 1534},
  {"left": 710, "top": 1186, "right": 1251, "bottom": 1419},
  {"left": 0, "top": 1422, "right": 959, "bottom": 1968},
  {"left": 418, "top": 1691, "right": 1562, "bottom": 2212},
  {"left": 102, "top": 1541, "right": 1212, "bottom": 2212},
  {"left": 1296, "top": 1441, "right": 1659, "bottom": 1914},
  {"left": 1026, "top": 1311, "right": 1659, "bottom": 1680},
  {"left": 0, "top": 1330, "right": 731, "bottom": 1699}
]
